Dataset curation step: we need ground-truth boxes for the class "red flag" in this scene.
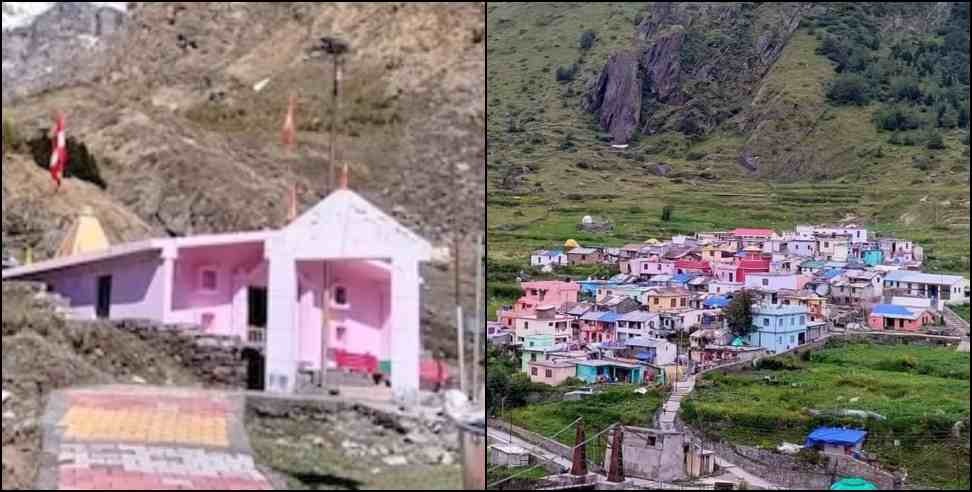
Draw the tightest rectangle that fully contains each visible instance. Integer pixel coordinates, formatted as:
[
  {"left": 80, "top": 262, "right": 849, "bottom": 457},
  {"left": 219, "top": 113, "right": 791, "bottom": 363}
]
[{"left": 50, "top": 112, "right": 68, "bottom": 190}]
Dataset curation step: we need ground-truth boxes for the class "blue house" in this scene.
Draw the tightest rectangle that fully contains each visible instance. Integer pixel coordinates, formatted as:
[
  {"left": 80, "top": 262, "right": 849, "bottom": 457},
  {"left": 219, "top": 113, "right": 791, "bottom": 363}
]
[
  {"left": 575, "top": 360, "right": 644, "bottom": 385},
  {"left": 806, "top": 427, "right": 868, "bottom": 459},
  {"left": 747, "top": 304, "right": 809, "bottom": 354}
]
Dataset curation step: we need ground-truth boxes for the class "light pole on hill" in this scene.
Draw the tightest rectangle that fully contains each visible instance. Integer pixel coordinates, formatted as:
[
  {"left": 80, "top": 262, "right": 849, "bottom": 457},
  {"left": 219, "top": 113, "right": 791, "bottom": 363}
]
[{"left": 309, "top": 36, "right": 350, "bottom": 192}]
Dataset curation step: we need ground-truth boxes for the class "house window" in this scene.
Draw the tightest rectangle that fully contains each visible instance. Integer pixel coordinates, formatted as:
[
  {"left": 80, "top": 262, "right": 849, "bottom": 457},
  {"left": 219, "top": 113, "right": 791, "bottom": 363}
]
[
  {"left": 531, "top": 367, "right": 538, "bottom": 376},
  {"left": 199, "top": 268, "right": 219, "bottom": 292},
  {"left": 671, "top": 299, "right": 677, "bottom": 308},
  {"left": 525, "top": 322, "right": 529, "bottom": 329},
  {"left": 763, "top": 319, "right": 770, "bottom": 327},
  {"left": 336, "top": 325, "right": 347, "bottom": 341},
  {"left": 334, "top": 286, "right": 349, "bottom": 306},
  {"left": 762, "top": 279, "right": 769, "bottom": 287},
  {"left": 646, "top": 436, "right": 657, "bottom": 447},
  {"left": 546, "top": 369, "right": 553, "bottom": 378}
]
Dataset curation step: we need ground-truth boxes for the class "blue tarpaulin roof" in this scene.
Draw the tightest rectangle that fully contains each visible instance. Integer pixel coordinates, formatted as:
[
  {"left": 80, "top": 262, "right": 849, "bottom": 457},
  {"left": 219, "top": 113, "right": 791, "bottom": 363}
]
[
  {"left": 671, "top": 273, "right": 697, "bottom": 284},
  {"left": 806, "top": 428, "right": 867, "bottom": 448},
  {"left": 704, "top": 296, "right": 731, "bottom": 309},
  {"left": 635, "top": 351, "right": 655, "bottom": 360}
]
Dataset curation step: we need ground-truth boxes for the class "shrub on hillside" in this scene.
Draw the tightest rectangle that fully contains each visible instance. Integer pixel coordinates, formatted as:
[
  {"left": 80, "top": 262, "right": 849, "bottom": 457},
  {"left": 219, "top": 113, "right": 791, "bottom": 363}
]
[
  {"left": 826, "top": 73, "right": 872, "bottom": 105},
  {"left": 3, "top": 118, "right": 22, "bottom": 155},
  {"left": 925, "top": 130, "right": 946, "bottom": 150},
  {"left": 579, "top": 30, "right": 597, "bottom": 50},
  {"left": 874, "top": 105, "right": 926, "bottom": 131},
  {"left": 555, "top": 64, "right": 579, "bottom": 83}
]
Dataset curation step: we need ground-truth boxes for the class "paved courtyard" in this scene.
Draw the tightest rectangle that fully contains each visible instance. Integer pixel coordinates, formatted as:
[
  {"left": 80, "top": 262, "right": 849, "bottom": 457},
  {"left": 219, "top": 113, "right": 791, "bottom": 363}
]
[{"left": 38, "top": 386, "right": 273, "bottom": 490}]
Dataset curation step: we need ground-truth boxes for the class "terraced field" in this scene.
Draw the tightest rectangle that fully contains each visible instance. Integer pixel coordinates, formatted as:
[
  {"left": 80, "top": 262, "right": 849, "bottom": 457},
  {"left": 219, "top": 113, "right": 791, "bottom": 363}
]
[{"left": 682, "top": 340, "right": 971, "bottom": 490}]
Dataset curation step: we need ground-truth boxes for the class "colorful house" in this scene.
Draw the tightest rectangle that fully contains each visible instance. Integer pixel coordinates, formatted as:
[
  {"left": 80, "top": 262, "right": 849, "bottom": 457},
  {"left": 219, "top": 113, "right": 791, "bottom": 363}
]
[
  {"left": 520, "top": 338, "right": 568, "bottom": 373},
  {"left": 882, "top": 270, "right": 967, "bottom": 309},
  {"left": 626, "top": 257, "right": 676, "bottom": 279},
  {"left": 2, "top": 189, "right": 433, "bottom": 403},
  {"left": 744, "top": 272, "right": 810, "bottom": 292},
  {"left": 644, "top": 287, "right": 691, "bottom": 312},
  {"left": 861, "top": 249, "right": 884, "bottom": 267},
  {"left": 732, "top": 228, "right": 776, "bottom": 249},
  {"left": 567, "top": 247, "right": 604, "bottom": 265},
  {"left": 615, "top": 311, "right": 661, "bottom": 341},
  {"left": 499, "top": 280, "right": 579, "bottom": 328},
  {"left": 530, "top": 250, "right": 567, "bottom": 268},
  {"left": 623, "top": 336, "right": 677, "bottom": 365},
  {"left": 575, "top": 360, "right": 644, "bottom": 385},
  {"left": 748, "top": 304, "right": 809, "bottom": 354},
  {"left": 528, "top": 359, "right": 579, "bottom": 386},
  {"left": 579, "top": 311, "right": 618, "bottom": 344},
  {"left": 785, "top": 239, "right": 818, "bottom": 258},
  {"left": 511, "top": 306, "right": 573, "bottom": 345},
  {"left": 868, "top": 304, "right": 938, "bottom": 332}
]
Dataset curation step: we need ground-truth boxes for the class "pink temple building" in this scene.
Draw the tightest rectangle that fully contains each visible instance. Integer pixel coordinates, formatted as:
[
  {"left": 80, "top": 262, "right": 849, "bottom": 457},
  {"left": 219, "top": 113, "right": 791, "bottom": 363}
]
[{"left": 2, "top": 189, "right": 432, "bottom": 404}]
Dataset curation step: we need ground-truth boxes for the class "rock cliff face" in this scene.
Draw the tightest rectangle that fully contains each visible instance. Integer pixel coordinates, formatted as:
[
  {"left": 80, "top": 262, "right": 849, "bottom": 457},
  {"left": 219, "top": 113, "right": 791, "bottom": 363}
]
[
  {"left": 586, "top": 2, "right": 809, "bottom": 146},
  {"left": 584, "top": 51, "right": 643, "bottom": 145},
  {"left": 2, "top": 2, "right": 127, "bottom": 104}
]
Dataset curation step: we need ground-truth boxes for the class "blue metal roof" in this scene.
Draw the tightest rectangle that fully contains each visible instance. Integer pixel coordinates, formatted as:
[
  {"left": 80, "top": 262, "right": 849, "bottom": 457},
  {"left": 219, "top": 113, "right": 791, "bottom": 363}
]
[
  {"left": 806, "top": 428, "right": 867, "bottom": 447},
  {"left": 821, "top": 269, "right": 843, "bottom": 280},
  {"left": 871, "top": 304, "right": 913, "bottom": 317},
  {"left": 671, "top": 273, "right": 696, "bottom": 284},
  {"left": 598, "top": 312, "right": 620, "bottom": 323}
]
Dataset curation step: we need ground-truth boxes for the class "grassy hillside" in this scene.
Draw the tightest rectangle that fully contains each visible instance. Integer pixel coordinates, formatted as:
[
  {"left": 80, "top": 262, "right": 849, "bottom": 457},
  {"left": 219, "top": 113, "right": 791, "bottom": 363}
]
[
  {"left": 683, "top": 340, "right": 971, "bottom": 489},
  {"left": 487, "top": 2, "right": 970, "bottom": 276}
]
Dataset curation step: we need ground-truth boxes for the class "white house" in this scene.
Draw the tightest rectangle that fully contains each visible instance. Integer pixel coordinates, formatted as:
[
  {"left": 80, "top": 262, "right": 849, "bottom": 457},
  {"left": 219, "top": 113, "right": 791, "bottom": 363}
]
[
  {"left": 882, "top": 270, "right": 967, "bottom": 310},
  {"left": 530, "top": 250, "right": 567, "bottom": 268}
]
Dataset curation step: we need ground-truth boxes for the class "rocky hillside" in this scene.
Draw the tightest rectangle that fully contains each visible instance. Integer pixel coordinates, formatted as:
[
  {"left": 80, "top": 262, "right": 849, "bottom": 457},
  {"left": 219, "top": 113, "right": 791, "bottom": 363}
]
[
  {"left": 487, "top": 2, "right": 969, "bottom": 275},
  {"left": 3, "top": 3, "right": 485, "bottom": 358}
]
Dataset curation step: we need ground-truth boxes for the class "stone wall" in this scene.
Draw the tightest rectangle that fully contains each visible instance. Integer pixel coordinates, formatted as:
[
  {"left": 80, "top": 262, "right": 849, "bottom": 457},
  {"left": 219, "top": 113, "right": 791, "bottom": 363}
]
[
  {"left": 487, "top": 418, "right": 573, "bottom": 467},
  {"left": 701, "top": 437, "right": 897, "bottom": 490},
  {"left": 95, "top": 319, "right": 248, "bottom": 389}
]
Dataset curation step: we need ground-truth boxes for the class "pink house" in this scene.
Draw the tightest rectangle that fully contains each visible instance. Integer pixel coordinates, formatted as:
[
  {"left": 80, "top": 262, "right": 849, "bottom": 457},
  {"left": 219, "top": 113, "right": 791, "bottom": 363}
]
[
  {"left": 1, "top": 189, "right": 432, "bottom": 404},
  {"left": 868, "top": 304, "right": 938, "bottom": 332},
  {"left": 626, "top": 257, "right": 676, "bottom": 279},
  {"left": 499, "top": 280, "right": 579, "bottom": 327}
]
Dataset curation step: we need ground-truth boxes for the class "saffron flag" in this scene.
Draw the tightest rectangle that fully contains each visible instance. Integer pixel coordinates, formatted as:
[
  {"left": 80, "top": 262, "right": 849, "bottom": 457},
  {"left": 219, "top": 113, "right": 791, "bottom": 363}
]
[
  {"left": 282, "top": 95, "right": 298, "bottom": 221},
  {"left": 282, "top": 94, "right": 296, "bottom": 149},
  {"left": 50, "top": 113, "right": 68, "bottom": 189}
]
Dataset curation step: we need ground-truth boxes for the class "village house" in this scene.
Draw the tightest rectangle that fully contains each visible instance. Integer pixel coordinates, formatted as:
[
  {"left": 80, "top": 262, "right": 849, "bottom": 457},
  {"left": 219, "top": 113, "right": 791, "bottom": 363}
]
[
  {"left": 511, "top": 306, "right": 573, "bottom": 345},
  {"left": 810, "top": 225, "right": 870, "bottom": 244},
  {"left": 566, "top": 246, "right": 604, "bottom": 265},
  {"left": 575, "top": 359, "right": 644, "bottom": 385},
  {"left": 2, "top": 190, "right": 436, "bottom": 402},
  {"left": 798, "top": 260, "right": 827, "bottom": 275},
  {"left": 579, "top": 310, "right": 618, "bottom": 344},
  {"left": 882, "top": 270, "right": 967, "bottom": 310},
  {"left": 732, "top": 228, "right": 776, "bottom": 250},
  {"left": 744, "top": 272, "right": 810, "bottom": 291},
  {"left": 498, "top": 280, "right": 579, "bottom": 328},
  {"left": 487, "top": 322, "right": 513, "bottom": 346},
  {"left": 785, "top": 238, "right": 818, "bottom": 258},
  {"left": 817, "top": 234, "right": 851, "bottom": 262},
  {"left": 700, "top": 242, "right": 737, "bottom": 264},
  {"left": 624, "top": 257, "right": 677, "bottom": 279},
  {"left": 519, "top": 335, "right": 570, "bottom": 372},
  {"left": 779, "top": 289, "right": 830, "bottom": 322},
  {"left": 659, "top": 308, "right": 709, "bottom": 334},
  {"left": 708, "top": 279, "right": 743, "bottom": 296},
  {"left": 642, "top": 287, "right": 692, "bottom": 312},
  {"left": 615, "top": 311, "right": 662, "bottom": 341},
  {"left": 868, "top": 304, "right": 938, "bottom": 332},
  {"left": 689, "top": 329, "right": 767, "bottom": 370},
  {"left": 530, "top": 249, "right": 567, "bottom": 269},
  {"left": 623, "top": 336, "right": 677, "bottom": 365},
  {"left": 747, "top": 304, "right": 809, "bottom": 354},
  {"left": 527, "top": 359, "right": 579, "bottom": 386},
  {"left": 861, "top": 248, "right": 885, "bottom": 267}
]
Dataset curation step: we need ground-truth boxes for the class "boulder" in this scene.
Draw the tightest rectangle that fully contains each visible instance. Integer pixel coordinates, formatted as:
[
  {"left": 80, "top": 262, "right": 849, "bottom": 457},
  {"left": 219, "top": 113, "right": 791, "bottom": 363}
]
[{"left": 584, "top": 50, "right": 643, "bottom": 146}]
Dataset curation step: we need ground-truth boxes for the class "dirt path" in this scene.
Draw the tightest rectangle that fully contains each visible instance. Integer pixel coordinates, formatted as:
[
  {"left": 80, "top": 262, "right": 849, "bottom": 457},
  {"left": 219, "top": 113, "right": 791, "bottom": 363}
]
[{"left": 37, "top": 385, "right": 273, "bottom": 490}]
